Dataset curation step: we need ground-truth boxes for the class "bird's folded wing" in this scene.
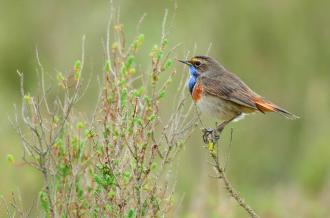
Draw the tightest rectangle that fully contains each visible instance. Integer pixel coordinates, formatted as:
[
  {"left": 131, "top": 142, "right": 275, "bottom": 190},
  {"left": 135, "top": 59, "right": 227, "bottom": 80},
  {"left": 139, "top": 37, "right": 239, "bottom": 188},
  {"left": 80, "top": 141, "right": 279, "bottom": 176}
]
[{"left": 199, "top": 74, "right": 259, "bottom": 110}]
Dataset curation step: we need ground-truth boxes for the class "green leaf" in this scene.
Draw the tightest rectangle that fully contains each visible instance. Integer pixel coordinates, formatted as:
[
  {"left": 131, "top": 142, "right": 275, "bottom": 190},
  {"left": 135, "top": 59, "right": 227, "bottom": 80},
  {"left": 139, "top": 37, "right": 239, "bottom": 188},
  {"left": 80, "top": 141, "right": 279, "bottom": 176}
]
[
  {"left": 163, "top": 59, "right": 173, "bottom": 70},
  {"left": 76, "top": 180, "right": 84, "bottom": 199},
  {"left": 158, "top": 90, "right": 166, "bottom": 99},
  {"left": 148, "top": 114, "right": 156, "bottom": 122},
  {"left": 58, "top": 163, "right": 70, "bottom": 177},
  {"left": 123, "top": 171, "right": 131, "bottom": 184},
  {"left": 106, "top": 204, "right": 113, "bottom": 213},
  {"left": 74, "top": 60, "right": 81, "bottom": 80},
  {"left": 126, "top": 55, "right": 135, "bottom": 68},
  {"left": 104, "top": 61, "right": 112, "bottom": 72},
  {"left": 131, "top": 34, "right": 145, "bottom": 50},
  {"left": 39, "top": 191, "right": 49, "bottom": 215},
  {"left": 127, "top": 209, "right": 135, "bottom": 218},
  {"left": 74, "top": 60, "right": 81, "bottom": 72},
  {"left": 156, "top": 50, "right": 164, "bottom": 61},
  {"left": 120, "top": 88, "right": 128, "bottom": 109},
  {"left": 132, "top": 87, "right": 144, "bottom": 97},
  {"left": 144, "top": 95, "right": 151, "bottom": 106}
]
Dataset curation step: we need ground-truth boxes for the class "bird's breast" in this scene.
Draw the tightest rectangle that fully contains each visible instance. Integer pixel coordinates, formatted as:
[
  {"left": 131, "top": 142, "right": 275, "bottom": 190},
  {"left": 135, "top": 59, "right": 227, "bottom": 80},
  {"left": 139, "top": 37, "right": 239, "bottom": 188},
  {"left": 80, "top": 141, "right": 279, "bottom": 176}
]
[
  {"left": 195, "top": 93, "right": 250, "bottom": 121},
  {"left": 191, "top": 82, "right": 203, "bottom": 103}
]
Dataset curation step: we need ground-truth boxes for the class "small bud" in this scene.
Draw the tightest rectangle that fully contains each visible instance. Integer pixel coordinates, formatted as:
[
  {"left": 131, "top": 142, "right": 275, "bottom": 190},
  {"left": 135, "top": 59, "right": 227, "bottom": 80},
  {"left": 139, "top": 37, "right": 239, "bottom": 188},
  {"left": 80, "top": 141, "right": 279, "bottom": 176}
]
[
  {"left": 85, "top": 129, "right": 95, "bottom": 139},
  {"left": 161, "top": 38, "right": 168, "bottom": 48},
  {"left": 108, "top": 190, "right": 115, "bottom": 199},
  {"left": 149, "top": 44, "right": 159, "bottom": 57},
  {"left": 74, "top": 60, "right": 81, "bottom": 80},
  {"left": 114, "top": 24, "right": 123, "bottom": 32},
  {"left": 129, "top": 68, "right": 136, "bottom": 75},
  {"left": 137, "top": 34, "right": 145, "bottom": 44},
  {"left": 56, "top": 72, "right": 66, "bottom": 88},
  {"left": 7, "top": 154, "right": 15, "bottom": 164},
  {"left": 53, "top": 115, "right": 60, "bottom": 124},
  {"left": 207, "top": 142, "right": 216, "bottom": 156},
  {"left": 76, "top": 121, "right": 84, "bottom": 130},
  {"left": 23, "top": 94, "right": 31, "bottom": 103},
  {"left": 111, "top": 42, "right": 119, "bottom": 50}
]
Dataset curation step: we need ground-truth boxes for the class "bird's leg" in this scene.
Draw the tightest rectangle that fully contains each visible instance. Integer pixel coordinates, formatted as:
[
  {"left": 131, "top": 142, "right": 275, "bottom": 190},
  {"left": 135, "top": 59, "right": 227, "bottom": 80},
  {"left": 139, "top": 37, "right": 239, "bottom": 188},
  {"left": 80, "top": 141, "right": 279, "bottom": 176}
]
[
  {"left": 215, "top": 115, "right": 240, "bottom": 133},
  {"left": 215, "top": 120, "right": 231, "bottom": 134},
  {"left": 202, "top": 114, "right": 240, "bottom": 144}
]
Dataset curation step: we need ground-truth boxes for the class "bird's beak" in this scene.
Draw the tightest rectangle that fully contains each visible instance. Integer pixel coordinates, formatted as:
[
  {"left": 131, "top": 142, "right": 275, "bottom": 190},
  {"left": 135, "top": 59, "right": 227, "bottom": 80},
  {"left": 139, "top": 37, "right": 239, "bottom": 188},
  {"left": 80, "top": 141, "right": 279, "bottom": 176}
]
[{"left": 177, "top": 59, "right": 191, "bottom": 66}]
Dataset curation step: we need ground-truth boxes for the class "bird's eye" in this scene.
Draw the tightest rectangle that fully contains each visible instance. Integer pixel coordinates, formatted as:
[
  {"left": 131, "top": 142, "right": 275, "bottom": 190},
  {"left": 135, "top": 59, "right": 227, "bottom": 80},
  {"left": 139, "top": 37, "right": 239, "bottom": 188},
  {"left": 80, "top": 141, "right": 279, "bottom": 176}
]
[{"left": 194, "top": 61, "right": 201, "bottom": 67}]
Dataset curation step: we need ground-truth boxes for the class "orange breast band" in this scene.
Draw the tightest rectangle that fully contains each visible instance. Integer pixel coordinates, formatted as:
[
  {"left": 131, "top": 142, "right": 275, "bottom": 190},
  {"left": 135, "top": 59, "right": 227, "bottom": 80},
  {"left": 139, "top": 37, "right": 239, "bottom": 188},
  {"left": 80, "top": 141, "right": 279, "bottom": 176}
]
[{"left": 192, "top": 82, "right": 203, "bottom": 102}]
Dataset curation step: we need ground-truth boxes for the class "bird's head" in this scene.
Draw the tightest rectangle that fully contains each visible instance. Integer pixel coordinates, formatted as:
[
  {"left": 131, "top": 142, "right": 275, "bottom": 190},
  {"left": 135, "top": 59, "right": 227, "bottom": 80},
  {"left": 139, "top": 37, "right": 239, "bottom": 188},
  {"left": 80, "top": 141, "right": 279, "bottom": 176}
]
[{"left": 178, "top": 55, "right": 220, "bottom": 78}]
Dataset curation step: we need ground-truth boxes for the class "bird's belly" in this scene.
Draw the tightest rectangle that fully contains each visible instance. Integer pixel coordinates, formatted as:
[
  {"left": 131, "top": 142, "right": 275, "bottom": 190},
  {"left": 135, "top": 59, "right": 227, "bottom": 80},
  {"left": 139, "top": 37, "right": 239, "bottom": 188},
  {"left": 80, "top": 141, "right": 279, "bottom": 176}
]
[{"left": 196, "top": 95, "right": 244, "bottom": 121}]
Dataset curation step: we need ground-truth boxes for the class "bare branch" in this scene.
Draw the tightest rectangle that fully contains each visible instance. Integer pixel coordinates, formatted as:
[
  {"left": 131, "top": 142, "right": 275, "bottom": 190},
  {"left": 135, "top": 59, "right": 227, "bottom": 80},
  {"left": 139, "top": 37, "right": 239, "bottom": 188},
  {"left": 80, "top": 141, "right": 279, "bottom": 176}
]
[{"left": 203, "top": 126, "right": 260, "bottom": 218}]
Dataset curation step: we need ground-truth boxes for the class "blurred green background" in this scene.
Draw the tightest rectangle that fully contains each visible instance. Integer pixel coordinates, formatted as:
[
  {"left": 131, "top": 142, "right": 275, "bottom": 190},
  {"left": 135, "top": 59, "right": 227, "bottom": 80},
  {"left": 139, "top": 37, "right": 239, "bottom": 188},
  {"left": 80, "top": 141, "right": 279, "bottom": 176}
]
[{"left": 1, "top": 0, "right": 330, "bottom": 217}]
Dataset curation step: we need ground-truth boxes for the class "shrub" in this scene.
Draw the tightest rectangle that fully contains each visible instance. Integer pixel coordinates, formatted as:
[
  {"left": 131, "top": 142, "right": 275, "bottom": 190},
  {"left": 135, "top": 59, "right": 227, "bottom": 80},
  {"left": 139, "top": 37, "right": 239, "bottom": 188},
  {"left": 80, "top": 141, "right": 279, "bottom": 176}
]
[{"left": 11, "top": 9, "right": 195, "bottom": 217}]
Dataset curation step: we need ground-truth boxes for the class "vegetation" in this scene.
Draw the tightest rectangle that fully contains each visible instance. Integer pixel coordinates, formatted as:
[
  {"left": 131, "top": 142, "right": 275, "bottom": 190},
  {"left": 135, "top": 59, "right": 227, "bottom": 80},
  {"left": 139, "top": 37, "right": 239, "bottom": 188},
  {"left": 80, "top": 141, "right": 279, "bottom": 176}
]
[{"left": 7, "top": 9, "right": 196, "bottom": 217}]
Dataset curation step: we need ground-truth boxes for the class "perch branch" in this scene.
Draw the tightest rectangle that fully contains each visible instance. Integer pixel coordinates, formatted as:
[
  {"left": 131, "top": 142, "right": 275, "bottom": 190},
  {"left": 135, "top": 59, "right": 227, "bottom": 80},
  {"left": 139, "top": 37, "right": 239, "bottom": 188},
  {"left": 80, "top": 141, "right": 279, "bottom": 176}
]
[{"left": 203, "top": 125, "right": 260, "bottom": 218}]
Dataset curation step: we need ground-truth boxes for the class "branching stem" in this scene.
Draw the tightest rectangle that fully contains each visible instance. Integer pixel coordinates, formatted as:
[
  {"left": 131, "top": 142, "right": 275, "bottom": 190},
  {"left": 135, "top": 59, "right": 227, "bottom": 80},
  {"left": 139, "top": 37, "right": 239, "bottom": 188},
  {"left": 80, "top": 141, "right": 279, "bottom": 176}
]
[{"left": 204, "top": 124, "right": 260, "bottom": 218}]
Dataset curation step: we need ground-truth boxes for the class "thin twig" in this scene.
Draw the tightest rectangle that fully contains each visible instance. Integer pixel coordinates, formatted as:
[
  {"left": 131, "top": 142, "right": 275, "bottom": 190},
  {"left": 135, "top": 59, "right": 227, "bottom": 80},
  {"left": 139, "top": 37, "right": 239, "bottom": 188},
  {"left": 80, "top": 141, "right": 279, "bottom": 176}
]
[{"left": 204, "top": 125, "right": 260, "bottom": 218}]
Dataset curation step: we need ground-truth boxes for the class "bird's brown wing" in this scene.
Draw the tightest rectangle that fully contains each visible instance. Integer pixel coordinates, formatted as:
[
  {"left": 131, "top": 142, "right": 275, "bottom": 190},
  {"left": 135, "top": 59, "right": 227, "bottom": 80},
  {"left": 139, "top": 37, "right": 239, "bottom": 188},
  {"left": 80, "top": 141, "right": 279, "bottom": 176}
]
[
  {"left": 199, "top": 71, "right": 299, "bottom": 119},
  {"left": 199, "top": 72, "right": 259, "bottom": 110}
]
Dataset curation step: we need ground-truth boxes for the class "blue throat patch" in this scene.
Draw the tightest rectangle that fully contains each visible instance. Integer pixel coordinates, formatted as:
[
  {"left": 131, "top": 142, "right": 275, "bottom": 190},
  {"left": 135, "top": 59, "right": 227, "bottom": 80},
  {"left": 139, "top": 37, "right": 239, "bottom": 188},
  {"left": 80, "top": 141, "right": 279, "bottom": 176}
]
[
  {"left": 187, "top": 65, "right": 198, "bottom": 94},
  {"left": 188, "top": 76, "right": 196, "bottom": 94}
]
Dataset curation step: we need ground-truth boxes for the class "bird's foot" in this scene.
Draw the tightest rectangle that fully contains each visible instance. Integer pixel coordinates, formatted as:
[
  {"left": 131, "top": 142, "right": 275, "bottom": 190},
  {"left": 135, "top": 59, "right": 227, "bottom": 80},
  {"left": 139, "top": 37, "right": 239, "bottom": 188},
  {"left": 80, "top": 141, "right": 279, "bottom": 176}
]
[{"left": 202, "top": 128, "right": 220, "bottom": 144}]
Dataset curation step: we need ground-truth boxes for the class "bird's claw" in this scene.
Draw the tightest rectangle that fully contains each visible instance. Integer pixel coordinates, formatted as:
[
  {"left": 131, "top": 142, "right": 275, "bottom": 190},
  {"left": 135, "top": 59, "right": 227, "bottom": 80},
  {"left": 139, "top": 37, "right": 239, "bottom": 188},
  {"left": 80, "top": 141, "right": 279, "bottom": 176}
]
[
  {"left": 202, "top": 128, "right": 212, "bottom": 143},
  {"left": 202, "top": 128, "right": 220, "bottom": 144}
]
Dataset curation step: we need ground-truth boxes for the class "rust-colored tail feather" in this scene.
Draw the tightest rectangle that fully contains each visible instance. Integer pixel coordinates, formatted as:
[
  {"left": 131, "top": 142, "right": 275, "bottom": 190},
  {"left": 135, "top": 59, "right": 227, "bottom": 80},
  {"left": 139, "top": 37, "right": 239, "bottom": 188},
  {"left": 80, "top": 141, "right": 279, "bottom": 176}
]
[{"left": 255, "top": 99, "right": 299, "bottom": 120}]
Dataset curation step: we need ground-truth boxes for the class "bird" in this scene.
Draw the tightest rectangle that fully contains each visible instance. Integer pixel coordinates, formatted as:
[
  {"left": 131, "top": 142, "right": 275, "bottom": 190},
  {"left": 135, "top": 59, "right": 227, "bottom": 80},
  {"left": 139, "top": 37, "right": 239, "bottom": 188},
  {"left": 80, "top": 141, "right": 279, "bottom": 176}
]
[{"left": 178, "top": 55, "right": 298, "bottom": 142}]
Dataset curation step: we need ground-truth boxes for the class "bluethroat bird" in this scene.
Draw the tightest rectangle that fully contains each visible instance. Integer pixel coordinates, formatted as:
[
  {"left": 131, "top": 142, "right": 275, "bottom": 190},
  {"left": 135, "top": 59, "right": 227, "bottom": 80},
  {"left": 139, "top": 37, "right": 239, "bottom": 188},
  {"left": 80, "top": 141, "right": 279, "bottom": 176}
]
[{"left": 178, "top": 56, "right": 298, "bottom": 142}]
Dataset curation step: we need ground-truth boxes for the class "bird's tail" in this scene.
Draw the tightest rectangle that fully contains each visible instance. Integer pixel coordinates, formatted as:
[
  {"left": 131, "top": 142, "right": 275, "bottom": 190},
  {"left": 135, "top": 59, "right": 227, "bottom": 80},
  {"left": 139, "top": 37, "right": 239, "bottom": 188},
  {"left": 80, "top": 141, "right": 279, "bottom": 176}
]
[{"left": 254, "top": 99, "right": 299, "bottom": 120}]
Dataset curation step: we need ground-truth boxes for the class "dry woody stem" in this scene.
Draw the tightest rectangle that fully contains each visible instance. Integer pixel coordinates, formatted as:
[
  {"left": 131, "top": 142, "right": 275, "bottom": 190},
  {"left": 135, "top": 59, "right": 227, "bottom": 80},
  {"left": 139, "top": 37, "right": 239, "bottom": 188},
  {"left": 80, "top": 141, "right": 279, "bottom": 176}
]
[{"left": 204, "top": 127, "right": 260, "bottom": 218}]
